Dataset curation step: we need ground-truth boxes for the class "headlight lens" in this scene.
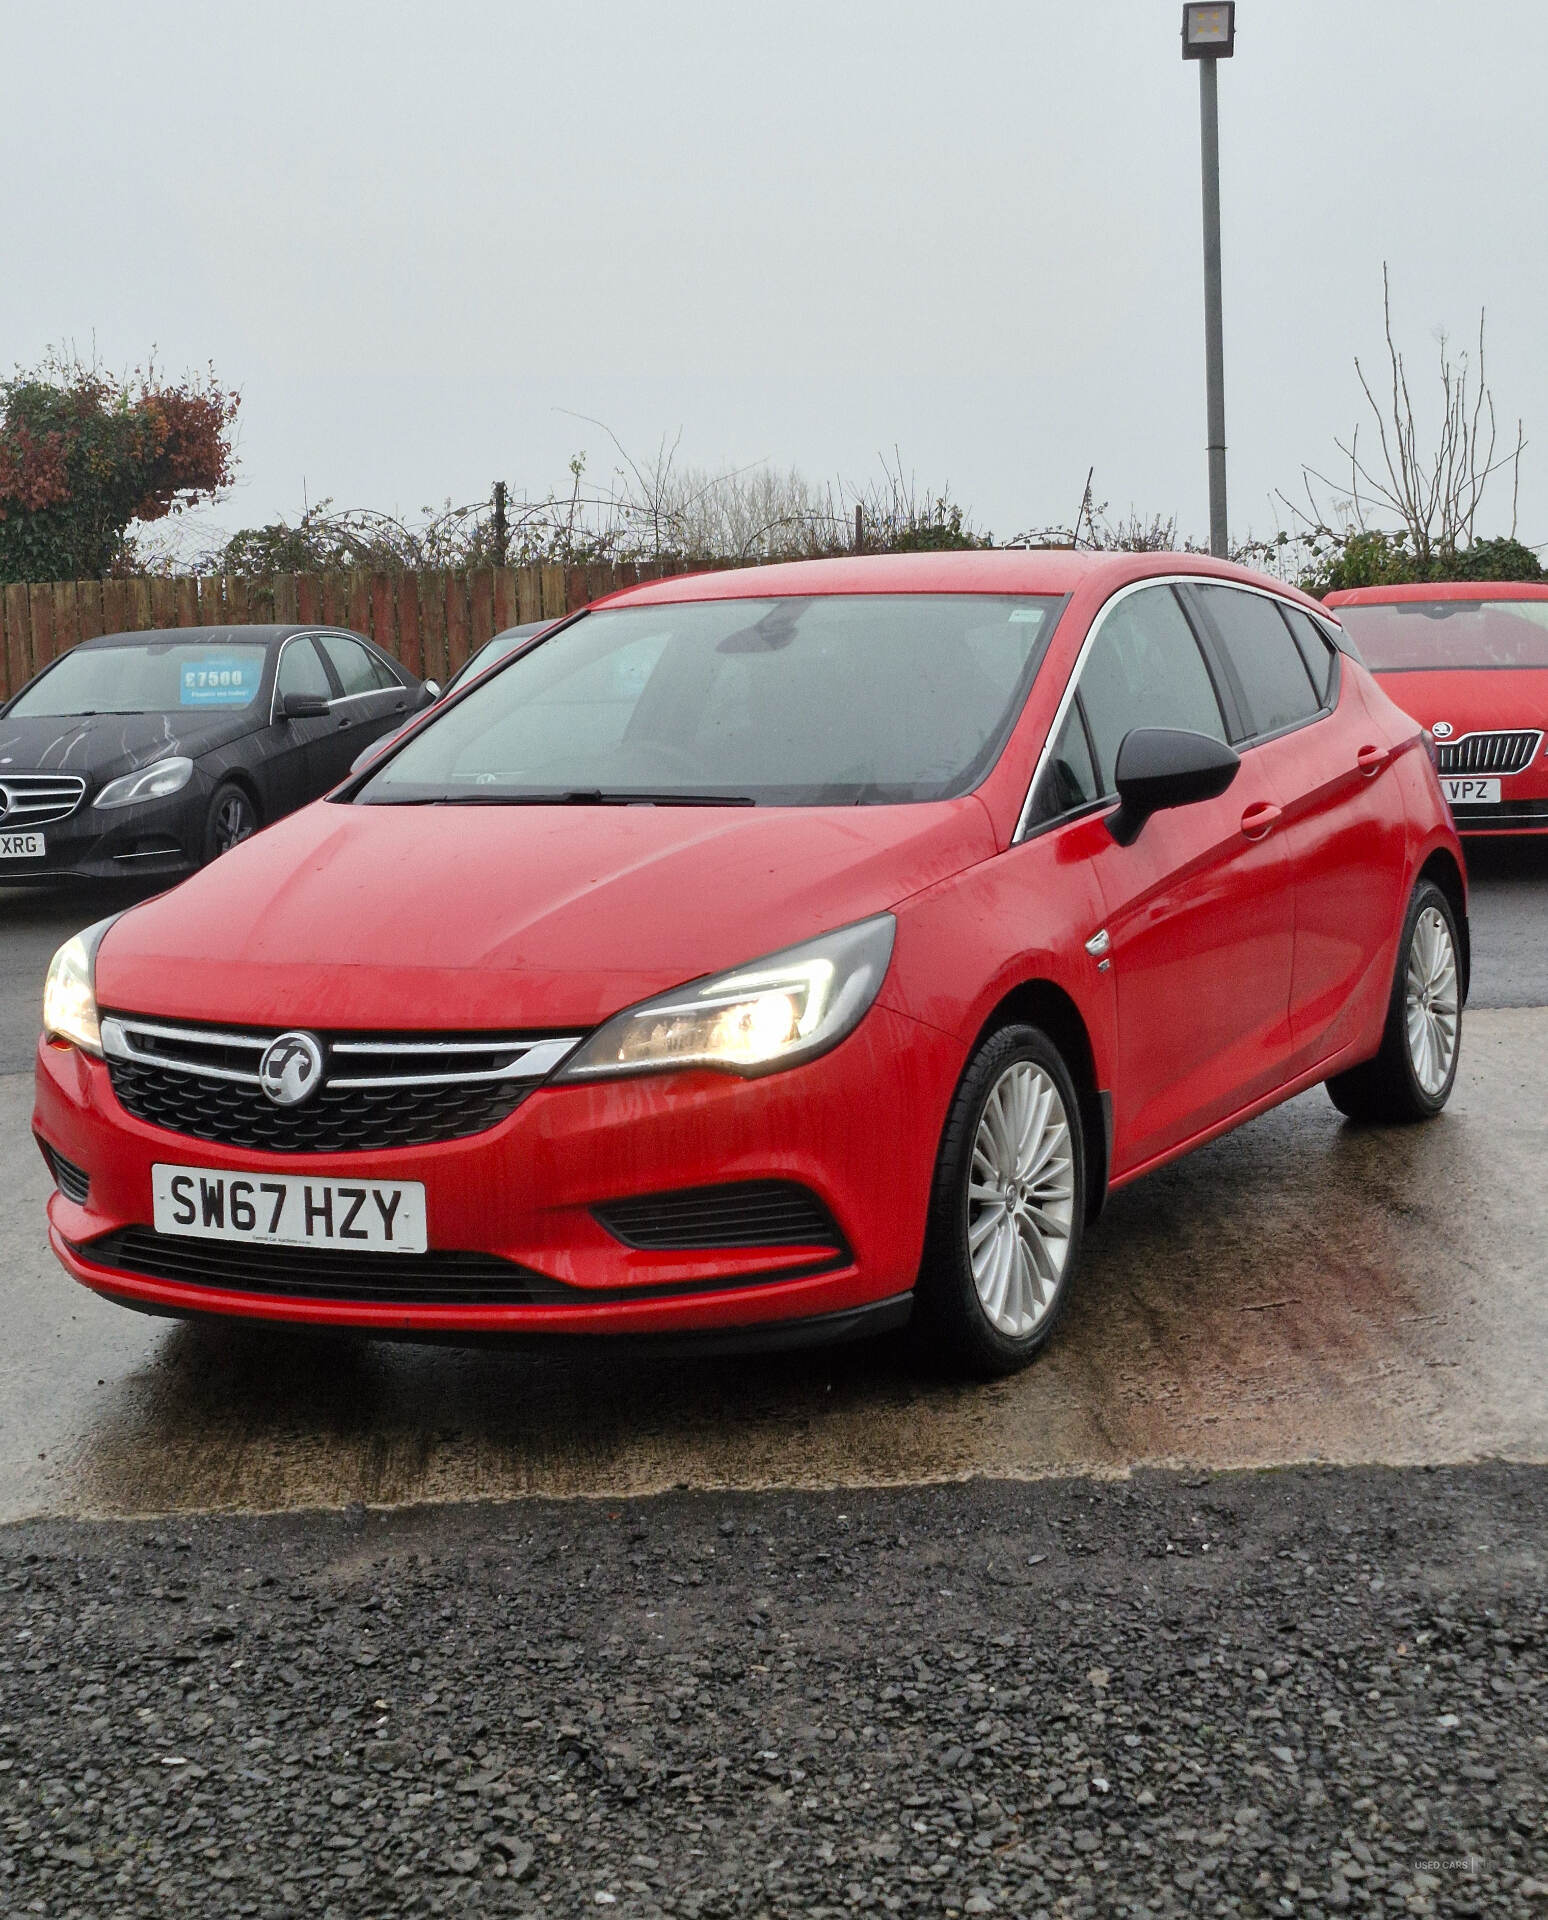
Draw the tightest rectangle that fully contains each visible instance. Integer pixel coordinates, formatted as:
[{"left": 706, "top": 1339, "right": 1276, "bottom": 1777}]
[
  {"left": 93, "top": 756, "right": 195, "bottom": 810},
  {"left": 555, "top": 914, "right": 896, "bottom": 1082},
  {"left": 43, "top": 915, "right": 120, "bottom": 1056}
]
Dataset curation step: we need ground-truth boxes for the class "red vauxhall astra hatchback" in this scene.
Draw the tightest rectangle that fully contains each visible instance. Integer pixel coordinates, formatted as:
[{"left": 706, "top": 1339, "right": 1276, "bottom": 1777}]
[
  {"left": 1325, "top": 581, "right": 1548, "bottom": 835},
  {"left": 36, "top": 554, "right": 1467, "bottom": 1376}
]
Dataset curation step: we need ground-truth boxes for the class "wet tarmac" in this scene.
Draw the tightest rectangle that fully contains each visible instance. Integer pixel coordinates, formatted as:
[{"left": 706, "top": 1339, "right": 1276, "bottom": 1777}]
[{"left": 2, "top": 858, "right": 1545, "bottom": 1520}]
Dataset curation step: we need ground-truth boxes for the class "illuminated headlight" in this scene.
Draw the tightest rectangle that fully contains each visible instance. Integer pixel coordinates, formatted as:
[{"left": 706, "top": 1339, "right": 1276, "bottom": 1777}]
[
  {"left": 555, "top": 915, "right": 896, "bottom": 1082},
  {"left": 93, "top": 756, "right": 194, "bottom": 810},
  {"left": 43, "top": 916, "right": 120, "bottom": 1056}
]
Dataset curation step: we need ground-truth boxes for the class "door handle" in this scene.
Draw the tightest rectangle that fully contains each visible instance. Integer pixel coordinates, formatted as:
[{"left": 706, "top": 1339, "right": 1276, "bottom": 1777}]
[
  {"left": 1356, "top": 743, "right": 1388, "bottom": 777},
  {"left": 1240, "top": 801, "right": 1282, "bottom": 840}
]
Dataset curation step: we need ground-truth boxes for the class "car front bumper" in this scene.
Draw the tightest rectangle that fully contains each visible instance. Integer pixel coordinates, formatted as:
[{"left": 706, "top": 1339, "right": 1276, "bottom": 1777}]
[
  {"left": 1, "top": 782, "right": 209, "bottom": 882},
  {"left": 35, "top": 1006, "right": 962, "bottom": 1342}
]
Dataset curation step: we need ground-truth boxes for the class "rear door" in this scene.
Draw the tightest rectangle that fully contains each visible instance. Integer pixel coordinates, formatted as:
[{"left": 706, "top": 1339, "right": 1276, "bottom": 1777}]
[
  {"left": 1186, "top": 584, "right": 1409, "bottom": 1075},
  {"left": 315, "top": 633, "right": 415, "bottom": 783},
  {"left": 1030, "top": 581, "right": 1296, "bottom": 1173}
]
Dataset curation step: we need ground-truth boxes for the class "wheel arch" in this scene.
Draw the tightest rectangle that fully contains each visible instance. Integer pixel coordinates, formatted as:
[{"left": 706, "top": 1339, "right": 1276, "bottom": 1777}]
[
  {"left": 973, "top": 978, "right": 1109, "bottom": 1222},
  {"left": 1417, "top": 846, "right": 1469, "bottom": 1001},
  {"left": 209, "top": 767, "right": 264, "bottom": 825}
]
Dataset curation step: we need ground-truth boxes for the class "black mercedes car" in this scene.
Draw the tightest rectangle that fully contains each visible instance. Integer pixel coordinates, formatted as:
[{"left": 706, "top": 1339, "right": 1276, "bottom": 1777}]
[{"left": 0, "top": 625, "right": 431, "bottom": 882}]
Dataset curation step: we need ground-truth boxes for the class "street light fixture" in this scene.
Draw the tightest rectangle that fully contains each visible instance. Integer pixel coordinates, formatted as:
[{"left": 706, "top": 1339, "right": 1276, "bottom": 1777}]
[{"left": 1182, "top": 3, "right": 1235, "bottom": 557}]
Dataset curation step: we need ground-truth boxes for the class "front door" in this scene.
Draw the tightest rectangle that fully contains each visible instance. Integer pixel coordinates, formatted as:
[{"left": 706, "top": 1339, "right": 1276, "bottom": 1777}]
[
  {"left": 264, "top": 635, "right": 341, "bottom": 817},
  {"left": 1050, "top": 582, "right": 1296, "bottom": 1174}
]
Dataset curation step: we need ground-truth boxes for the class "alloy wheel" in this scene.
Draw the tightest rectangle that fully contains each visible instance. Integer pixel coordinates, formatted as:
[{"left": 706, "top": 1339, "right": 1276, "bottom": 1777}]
[
  {"left": 214, "top": 792, "right": 256, "bottom": 855},
  {"left": 1404, "top": 903, "right": 1459, "bottom": 1097},
  {"left": 967, "top": 1060, "right": 1076, "bottom": 1337}
]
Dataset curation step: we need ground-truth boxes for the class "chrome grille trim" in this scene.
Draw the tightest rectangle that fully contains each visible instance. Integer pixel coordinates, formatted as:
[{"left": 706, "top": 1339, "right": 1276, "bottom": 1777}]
[
  {"left": 99, "top": 1016, "right": 580, "bottom": 1091},
  {"left": 0, "top": 773, "right": 87, "bottom": 826},
  {"left": 1435, "top": 729, "right": 1542, "bottom": 776}
]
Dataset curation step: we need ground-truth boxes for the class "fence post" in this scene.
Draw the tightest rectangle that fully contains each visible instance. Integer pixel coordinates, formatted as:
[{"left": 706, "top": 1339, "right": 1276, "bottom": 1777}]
[{"left": 3, "top": 584, "right": 31, "bottom": 697}]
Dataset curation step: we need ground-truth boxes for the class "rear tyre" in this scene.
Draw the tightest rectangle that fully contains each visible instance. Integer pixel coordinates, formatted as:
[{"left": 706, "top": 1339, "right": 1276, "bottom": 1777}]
[
  {"left": 204, "top": 781, "right": 259, "bottom": 863},
  {"left": 1325, "top": 878, "right": 1462, "bottom": 1123},
  {"left": 914, "top": 1023, "right": 1086, "bottom": 1378}
]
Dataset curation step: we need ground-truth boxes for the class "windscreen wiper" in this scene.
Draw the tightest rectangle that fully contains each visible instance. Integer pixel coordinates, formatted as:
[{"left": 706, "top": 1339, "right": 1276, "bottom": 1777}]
[{"left": 425, "top": 790, "right": 757, "bottom": 807}]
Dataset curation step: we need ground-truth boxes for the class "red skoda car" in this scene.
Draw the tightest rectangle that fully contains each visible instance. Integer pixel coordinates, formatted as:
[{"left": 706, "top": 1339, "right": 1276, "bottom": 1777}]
[
  {"left": 36, "top": 554, "right": 1467, "bottom": 1376},
  {"left": 1326, "top": 582, "right": 1548, "bottom": 835}
]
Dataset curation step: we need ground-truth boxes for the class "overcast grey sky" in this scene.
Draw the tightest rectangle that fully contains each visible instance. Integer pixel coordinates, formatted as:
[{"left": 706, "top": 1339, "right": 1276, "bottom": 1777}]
[{"left": 4, "top": 0, "right": 1546, "bottom": 555}]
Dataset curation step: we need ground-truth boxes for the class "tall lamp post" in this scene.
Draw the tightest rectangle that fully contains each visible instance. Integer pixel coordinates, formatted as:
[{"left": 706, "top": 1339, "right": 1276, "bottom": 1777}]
[{"left": 1183, "top": 3, "right": 1235, "bottom": 558}]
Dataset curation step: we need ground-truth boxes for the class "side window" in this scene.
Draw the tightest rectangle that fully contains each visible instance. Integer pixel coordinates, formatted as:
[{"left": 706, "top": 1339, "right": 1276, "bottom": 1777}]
[
  {"left": 275, "top": 637, "right": 333, "bottom": 703},
  {"left": 1077, "top": 585, "right": 1228, "bottom": 794},
  {"left": 1193, "top": 585, "right": 1320, "bottom": 738},
  {"left": 320, "top": 635, "right": 393, "bottom": 696},
  {"left": 1281, "top": 605, "right": 1339, "bottom": 705},
  {"left": 1024, "top": 704, "right": 1101, "bottom": 831}
]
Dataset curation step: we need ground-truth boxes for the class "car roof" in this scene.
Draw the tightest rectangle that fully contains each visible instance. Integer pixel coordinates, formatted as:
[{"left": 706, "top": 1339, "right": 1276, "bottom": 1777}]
[
  {"left": 79, "top": 625, "right": 320, "bottom": 649},
  {"left": 1325, "top": 582, "right": 1548, "bottom": 607},
  {"left": 595, "top": 549, "right": 1328, "bottom": 611}
]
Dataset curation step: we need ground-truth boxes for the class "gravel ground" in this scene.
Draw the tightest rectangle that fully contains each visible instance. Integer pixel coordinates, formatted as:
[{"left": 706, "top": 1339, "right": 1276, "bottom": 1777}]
[{"left": 0, "top": 1465, "right": 1543, "bottom": 1919}]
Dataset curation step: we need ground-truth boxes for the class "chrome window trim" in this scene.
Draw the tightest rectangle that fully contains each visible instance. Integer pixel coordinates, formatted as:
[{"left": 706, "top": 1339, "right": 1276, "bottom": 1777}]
[
  {"left": 317, "top": 630, "right": 410, "bottom": 696},
  {"left": 1013, "top": 574, "right": 1338, "bottom": 844},
  {"left": 1184, "top": 579, "right": 1335, "bottom": 746},
  {"left": 269, "top": 632, "right": 336, "bottom": 725}
]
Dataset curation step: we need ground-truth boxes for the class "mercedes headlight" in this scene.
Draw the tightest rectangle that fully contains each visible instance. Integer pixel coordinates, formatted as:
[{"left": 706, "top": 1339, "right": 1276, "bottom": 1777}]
[
  {"left": 555, "top": 915, "right": 896, "bottom": 1081},
  {"left": 93, "top": 756, "right": 194, "bottom": 809},
  {"left": 43, "top": 916, "right": 120, "bottom": 1056}
]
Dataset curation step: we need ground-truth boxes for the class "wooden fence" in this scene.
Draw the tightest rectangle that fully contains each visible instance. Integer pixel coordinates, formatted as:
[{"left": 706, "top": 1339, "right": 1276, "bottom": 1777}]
[{"left": 0, "top": 559, "right": 711, "bottom": 701}]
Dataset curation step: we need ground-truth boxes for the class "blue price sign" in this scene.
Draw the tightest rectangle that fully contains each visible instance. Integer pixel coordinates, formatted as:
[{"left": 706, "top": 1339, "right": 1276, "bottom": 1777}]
[{"left": 181, "top": 658, "right": 261, "bottom": 707}]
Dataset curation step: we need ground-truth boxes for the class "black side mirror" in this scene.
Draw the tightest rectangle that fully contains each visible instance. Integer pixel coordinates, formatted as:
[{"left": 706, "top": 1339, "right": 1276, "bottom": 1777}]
[
  {"left": 280, "top": 692, "right": 331, "bottom": 721},
  {"left": 1107, "top": 727, "right": 1240, "bottom": 846}
]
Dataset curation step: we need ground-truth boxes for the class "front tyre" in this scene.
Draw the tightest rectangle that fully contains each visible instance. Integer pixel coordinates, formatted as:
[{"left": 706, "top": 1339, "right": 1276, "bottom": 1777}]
[
  {"left": 203, "top": 781, "right": 259, "bottom": 863},
  {"left": 1326, "top": 878, "right": 1462, "bottom": 1123},
  {"left": 916, "top": 1023, "right": 1086, "bottom": 1378}
]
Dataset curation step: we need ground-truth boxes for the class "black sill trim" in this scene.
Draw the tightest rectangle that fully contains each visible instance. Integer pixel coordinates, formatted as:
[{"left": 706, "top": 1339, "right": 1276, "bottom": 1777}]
[{"left": 86, "top": 1283, "right": 912, "bottom": 1357}]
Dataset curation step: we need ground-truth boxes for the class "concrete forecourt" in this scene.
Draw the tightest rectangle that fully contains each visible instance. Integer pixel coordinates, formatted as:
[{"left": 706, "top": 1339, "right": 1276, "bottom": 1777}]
[{"left": 1, "top": 852, "right": 1544, "bottom": 1914}]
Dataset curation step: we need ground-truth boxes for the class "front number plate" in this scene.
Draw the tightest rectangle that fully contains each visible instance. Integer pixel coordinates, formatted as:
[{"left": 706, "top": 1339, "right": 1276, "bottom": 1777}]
[
  {"left": 151, "top": 1164, "right": 427, "bottom": 1254},
  {"left": 1442, "top": 777, "right": 1501, "bottom": 805},
  {"left": 0, "top": 831, "right": 44, "bottom": 859}
]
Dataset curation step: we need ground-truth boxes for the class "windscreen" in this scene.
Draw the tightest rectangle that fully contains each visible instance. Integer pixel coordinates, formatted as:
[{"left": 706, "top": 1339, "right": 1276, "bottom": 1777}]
[
  {"left": 1337, "top": 598, "right": 1548, "bottom": 671},
  {"left": 9, "top": 641, "right": 269, "bottom": 716},
  {"left": 445, "top": 626, "right": 538, "bottom": 694},
  {"left": 357, "top": 595, "right": 1063, "bottom": 806}
]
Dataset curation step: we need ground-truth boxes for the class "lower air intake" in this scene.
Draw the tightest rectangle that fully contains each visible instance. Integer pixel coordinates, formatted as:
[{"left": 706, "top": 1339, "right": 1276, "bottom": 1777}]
[
  {"left": 40, "top": 1141, "right": 90, "bottom": 1206},
  {"left": 593, "top": 1180, "right": 845, "bottom": 1252}
]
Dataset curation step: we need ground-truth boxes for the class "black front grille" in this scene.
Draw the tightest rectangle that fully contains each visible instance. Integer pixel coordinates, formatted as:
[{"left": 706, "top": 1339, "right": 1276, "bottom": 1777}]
[
  {"left": 105, "top": 1058, "right": 530, "bottom": 1153},
  {"left": 100, "top": 1014, "right": 580, "bottom": 1154},
  {"left": 78, "top": 1228, "right": 566, "bottom": 1306},
  {"left": 39, "top": 1139, "right": 90, "bottom": 1205},
  {"left": 594, "top": 1180, "right": 844, "bottom": 1251},
  {"left": 1436, "top": 729, "right": 1542, "bottom": 775}
]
